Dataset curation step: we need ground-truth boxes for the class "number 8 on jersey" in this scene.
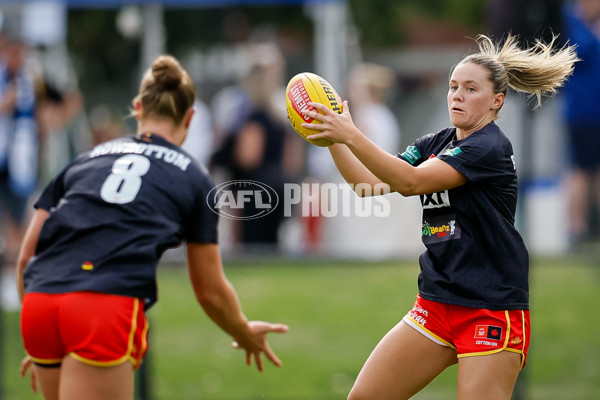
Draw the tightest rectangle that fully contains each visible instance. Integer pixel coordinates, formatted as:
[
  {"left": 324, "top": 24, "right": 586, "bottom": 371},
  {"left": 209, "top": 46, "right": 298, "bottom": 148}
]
[{"left": 100, "top": 154, "right": 150, "bottom": 204}]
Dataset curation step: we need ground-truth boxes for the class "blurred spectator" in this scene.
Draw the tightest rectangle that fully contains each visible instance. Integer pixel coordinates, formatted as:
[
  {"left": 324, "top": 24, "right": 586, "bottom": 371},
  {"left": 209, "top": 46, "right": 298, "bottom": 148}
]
[
  {"left": 36, "top": 83, "right": 89, "bottom": 187},
  {"left": 346, "top": 62, "right": 401, "bottom": 154},
  {"left": 181, "top": 98, "right": 214, "bottom": 167},
  {"left": 486, "top": 0, "right": 565, "bottom": 45},
  {"left": 0, "top": 36, "right": 41, "bottom": 310},
  {"left": 36, "top": 82, "right": 66, "bottom": 185},
  {"left": 562, "top": 0, "right": 600, "bottom": 244},
  {"left": 210, "top": 78, "right": 251, "bottom": 154},
  {"left": 211, "top": 42, "right": 303, "bottom": 252},
  {"left": 304, "top": 63, "right": 402, "bottom": 254},
  {"left": 89, "top": 104, "right": 125, "bottom": 146}
]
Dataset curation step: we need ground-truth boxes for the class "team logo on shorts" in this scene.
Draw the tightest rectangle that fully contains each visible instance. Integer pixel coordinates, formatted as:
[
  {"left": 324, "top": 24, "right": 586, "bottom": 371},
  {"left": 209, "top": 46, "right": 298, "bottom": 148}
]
[
  {"left": 510, "top": 336, "right": 522, "bottom": 345},
  {"left": 81, "top": 261, "right": 94, "bottom": 271},
  {"left": 474, "top": 325, "right": 502, "bottom": 341}
]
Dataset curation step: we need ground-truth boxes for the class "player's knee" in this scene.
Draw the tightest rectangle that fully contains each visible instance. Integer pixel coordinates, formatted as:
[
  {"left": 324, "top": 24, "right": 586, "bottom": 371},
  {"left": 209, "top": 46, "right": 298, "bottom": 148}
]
[
  {"left": 346, "top": 390, "right": 361, "bottom": 400},
  {"left": 348, "top": 382, "right": 412, "bottom": 400},
  {"left": 347, "top": 385, "right": 370, "bottom": 400}
]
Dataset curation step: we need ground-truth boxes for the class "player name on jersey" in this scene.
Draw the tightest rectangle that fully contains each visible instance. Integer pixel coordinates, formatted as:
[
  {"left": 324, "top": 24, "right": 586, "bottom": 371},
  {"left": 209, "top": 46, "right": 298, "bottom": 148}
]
[{"left": 89, "top": 140, "right": 192, "bottom": 171}]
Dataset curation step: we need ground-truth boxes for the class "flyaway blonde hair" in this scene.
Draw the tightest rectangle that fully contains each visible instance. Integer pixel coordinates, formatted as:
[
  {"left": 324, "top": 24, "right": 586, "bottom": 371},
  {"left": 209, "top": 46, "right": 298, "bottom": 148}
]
[{"left": 457, "top": 34, "right": 579, "bottom": 109}]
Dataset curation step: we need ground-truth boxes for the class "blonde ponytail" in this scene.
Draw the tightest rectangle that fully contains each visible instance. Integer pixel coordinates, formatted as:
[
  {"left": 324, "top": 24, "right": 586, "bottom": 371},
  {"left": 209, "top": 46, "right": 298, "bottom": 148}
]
[{"left": 460, "top": 34, "right": 579, "bottom": 108}]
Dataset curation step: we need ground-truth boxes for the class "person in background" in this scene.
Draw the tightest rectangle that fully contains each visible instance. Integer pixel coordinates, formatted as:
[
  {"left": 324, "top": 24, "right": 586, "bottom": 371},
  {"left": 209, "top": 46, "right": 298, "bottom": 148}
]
[
  {"left": 302, "top": 34, "right": 577, "bottom": 399},
  {"left": 345, "top": 62, "right": 401, "bottom": 154},
  {"left": 211, "top": 42, "right": 303, "bottom": 252},
  {"left": 0, "top": 36, "right": 40, "bottom": 311},
  {"left": 36, "top": 82, "right": 89, "bottom": 188},
  {"left": 181, "top": 97, "right": 214, "bottom": 167},
  {"left": 18, "top": 55, "right": 287, "bottom": 400},
  {"left": 88, "top": 104, "right": 126, "bottom": 147},
  {"left": 300, "top": 63, "right": 403, "bottom": 254},
  {"left": 562, "top": 0, "right": 600, "bottom": 245}
]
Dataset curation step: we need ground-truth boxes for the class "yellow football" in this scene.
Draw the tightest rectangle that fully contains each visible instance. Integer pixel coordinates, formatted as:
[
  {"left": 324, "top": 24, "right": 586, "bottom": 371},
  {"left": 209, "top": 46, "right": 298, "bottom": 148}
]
[{"left": 285, "top": 72, "right": 343, "bottom": 147}]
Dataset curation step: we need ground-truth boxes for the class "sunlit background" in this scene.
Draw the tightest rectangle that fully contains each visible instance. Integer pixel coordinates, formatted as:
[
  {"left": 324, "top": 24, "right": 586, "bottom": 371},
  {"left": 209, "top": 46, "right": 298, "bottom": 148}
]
[{"left": 0, "top": 1, "right": 598, "bottom": 399}]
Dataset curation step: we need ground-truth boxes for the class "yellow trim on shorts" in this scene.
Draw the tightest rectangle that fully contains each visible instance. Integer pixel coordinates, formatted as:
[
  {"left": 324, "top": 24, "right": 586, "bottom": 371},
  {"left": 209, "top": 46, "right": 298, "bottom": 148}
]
[
  {"left": 516, "top": 309, "right": 527, "bottom": 369},
  {"left": 504, "top": 348, "right": 523, "bottom": 355},
  {"left": 28, "top": 354, "right": 63, "bottom": 365},
  {"left": 457, "top": 310, "right": 511, "bottom": 359},
  {"left": 69, "top": 298, "right": 140, "bottom": 368},
  {"left": 490, "top": 310, "right": 527, "bottom": 369},
  {"left": 139, "top": 313, "right": 150, "bottom": 360},
  {"left": 403, "top": 315, "right": 457, "bottom": 350}
]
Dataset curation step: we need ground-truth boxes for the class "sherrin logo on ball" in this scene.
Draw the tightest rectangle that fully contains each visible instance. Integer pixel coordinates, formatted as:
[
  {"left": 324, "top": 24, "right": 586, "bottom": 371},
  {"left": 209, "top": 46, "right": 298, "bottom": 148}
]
[{"left": 285, "top": 72, "right": 342, "bottom": 147}]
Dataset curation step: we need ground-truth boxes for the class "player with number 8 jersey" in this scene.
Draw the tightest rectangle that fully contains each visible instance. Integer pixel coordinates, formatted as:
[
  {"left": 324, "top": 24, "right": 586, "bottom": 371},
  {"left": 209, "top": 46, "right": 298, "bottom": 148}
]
[
  {"left": 23, "top": 132, "right": 213, "bottom": 305},
  {"left": 17, "top": 55, "right": 287, "bottom": 400}
]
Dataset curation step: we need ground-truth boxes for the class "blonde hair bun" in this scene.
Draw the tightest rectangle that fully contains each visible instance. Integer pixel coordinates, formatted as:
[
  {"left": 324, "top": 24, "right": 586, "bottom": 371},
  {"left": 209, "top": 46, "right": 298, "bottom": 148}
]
[
  {"left": 134, "top": 55, "right": 196, "bottom": 125},
  {"left": 151, "top": 56, "right": 183, "bottom": 91}
]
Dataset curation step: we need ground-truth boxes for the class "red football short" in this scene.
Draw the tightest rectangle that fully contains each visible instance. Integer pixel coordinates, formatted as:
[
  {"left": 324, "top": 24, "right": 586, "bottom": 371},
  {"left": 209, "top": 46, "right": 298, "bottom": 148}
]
[
  {"left": 402, "top": 295, "right": 530, "bottom": 368},
  {"left": 21, "top": 291, "right": 149, "bottom": 369}
]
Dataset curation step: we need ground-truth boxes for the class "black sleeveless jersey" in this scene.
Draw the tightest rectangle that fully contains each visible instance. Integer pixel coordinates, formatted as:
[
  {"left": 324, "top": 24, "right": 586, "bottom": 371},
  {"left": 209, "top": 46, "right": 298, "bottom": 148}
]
[
  {"left": 24, "top": 133, "right": 218, "bottom": 308},
  {"left": 398, "top": 122, "right": 529, "bottom": 310}
]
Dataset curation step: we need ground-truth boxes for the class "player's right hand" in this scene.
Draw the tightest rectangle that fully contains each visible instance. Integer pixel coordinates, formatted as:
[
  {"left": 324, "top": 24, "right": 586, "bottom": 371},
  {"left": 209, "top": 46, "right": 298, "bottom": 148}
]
[
  {"left": 20, "top": 355, "right": 38, "bottom": 394},
  {"left": 231, "top": 320, "right": 289, "bottom": 372}
]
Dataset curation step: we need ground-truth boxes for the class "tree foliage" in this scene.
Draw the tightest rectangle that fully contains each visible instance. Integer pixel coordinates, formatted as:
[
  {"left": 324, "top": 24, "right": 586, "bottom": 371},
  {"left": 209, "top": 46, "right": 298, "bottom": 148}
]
[
  {"left": 65, "top": 1, "right": 487, "bottom": 111},
  {"left": 348, "top": 0, "right": 486, "bottom": 47}
]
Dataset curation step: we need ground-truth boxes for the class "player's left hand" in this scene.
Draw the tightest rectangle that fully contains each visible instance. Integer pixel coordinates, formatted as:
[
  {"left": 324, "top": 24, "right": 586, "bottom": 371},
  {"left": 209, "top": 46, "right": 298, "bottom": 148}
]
[
  {"left": 231, "top": 320, "right": 289, "bottom": 372},
  {"left": 20, "top": 355, "right": 38, "bottom": 394},
  {"left": 302, "top": 101, "right": 361, "bottom": 145}
]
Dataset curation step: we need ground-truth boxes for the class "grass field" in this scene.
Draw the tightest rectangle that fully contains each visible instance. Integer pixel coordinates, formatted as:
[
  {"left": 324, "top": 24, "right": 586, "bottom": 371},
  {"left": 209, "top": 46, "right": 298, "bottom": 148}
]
[{"left": 2, "top": 255, "right": 599, "bottom": 399}]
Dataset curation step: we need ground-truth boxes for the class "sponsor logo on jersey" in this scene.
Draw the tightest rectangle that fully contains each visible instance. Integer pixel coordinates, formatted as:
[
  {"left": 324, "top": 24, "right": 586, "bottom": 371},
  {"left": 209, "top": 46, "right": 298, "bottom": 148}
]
[
  {"left": 401, "top": 145, "right": 421, "bottom": 165},
  {"left": 444, "top": 146, "right": 462, "bottom": 156},
  {"left": 81, "top": 261, "right": 94, "bottom": 271},
  {"left": 422, "top": 214, "right": 460, "bottom": 244},
  {"left": 475, "top": 325, "right": 502, "bottom": 341},
  {"left": 421, "top": 190, "right": 450, "bottom": 209},
  {"left": 207, "top": 180, "right": 279, "bottom": 220}
]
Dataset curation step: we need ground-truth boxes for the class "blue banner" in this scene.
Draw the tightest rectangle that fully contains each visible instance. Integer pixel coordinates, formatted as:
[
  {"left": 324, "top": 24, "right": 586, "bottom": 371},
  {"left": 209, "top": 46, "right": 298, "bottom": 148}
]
[{"left": 58, "top": 0, "right": 340, "bottom": 8}]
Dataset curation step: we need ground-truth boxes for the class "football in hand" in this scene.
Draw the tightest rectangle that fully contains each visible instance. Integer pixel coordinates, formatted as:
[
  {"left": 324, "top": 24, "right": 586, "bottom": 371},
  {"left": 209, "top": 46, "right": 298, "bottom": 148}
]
[{"left": 285, "top": 72, "right": 343, "bottom": 147}]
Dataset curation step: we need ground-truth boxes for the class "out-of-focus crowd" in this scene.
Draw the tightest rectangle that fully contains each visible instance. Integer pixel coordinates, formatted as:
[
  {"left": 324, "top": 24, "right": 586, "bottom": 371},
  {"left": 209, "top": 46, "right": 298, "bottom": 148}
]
[
  {"left": 0, "top": 30, "right": 91, "bottom": 310},
  {"left": 0, "top": 28, "right": 403, "bottom": 309},
  {"left": 2, "top": 0, "right": 600, "bottom": 311}
]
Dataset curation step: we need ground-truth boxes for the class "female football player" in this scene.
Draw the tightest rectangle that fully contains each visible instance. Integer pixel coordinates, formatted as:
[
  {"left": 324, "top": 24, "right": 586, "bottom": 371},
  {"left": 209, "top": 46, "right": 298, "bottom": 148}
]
[
  {"left": 17, "top": 55, "right": 288, "bottom": 400},
  {"left": 302, "top": 34, "right": 578, "bottom": 399}
]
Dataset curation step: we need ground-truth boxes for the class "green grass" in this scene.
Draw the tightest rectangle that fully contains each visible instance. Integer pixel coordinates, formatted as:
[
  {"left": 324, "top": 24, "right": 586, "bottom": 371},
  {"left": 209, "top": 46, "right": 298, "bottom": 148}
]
[{"left": 2, "top": 256, "right": 599, "bottom": 399}]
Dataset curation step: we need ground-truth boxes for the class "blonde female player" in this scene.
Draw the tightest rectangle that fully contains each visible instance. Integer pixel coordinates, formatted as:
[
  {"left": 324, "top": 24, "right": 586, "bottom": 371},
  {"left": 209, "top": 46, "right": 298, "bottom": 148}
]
[
  {"left": 17, "top": 55, "right": 288, "bottom": 400},
  {"left": 302, "top": 34, "right": 578, "bottom": 399}
]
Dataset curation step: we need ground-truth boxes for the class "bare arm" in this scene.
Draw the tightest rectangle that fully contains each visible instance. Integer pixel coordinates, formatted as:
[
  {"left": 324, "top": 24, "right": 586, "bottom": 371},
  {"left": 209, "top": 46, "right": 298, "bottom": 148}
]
[
  {"left": 186, "top": 242, "right": 288, "bottom": 371},
  {"left": 327, "top": 143, "right": 384, "bottom": 193},
  {"left": 16, "top": 209, "right": 49, "bottom": 301},
  {"left": 304, "top": 101, "right": 467, "bottom": 196},
  {"left": 16, "top": 209, "right": 47, "bottom": 393}
]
